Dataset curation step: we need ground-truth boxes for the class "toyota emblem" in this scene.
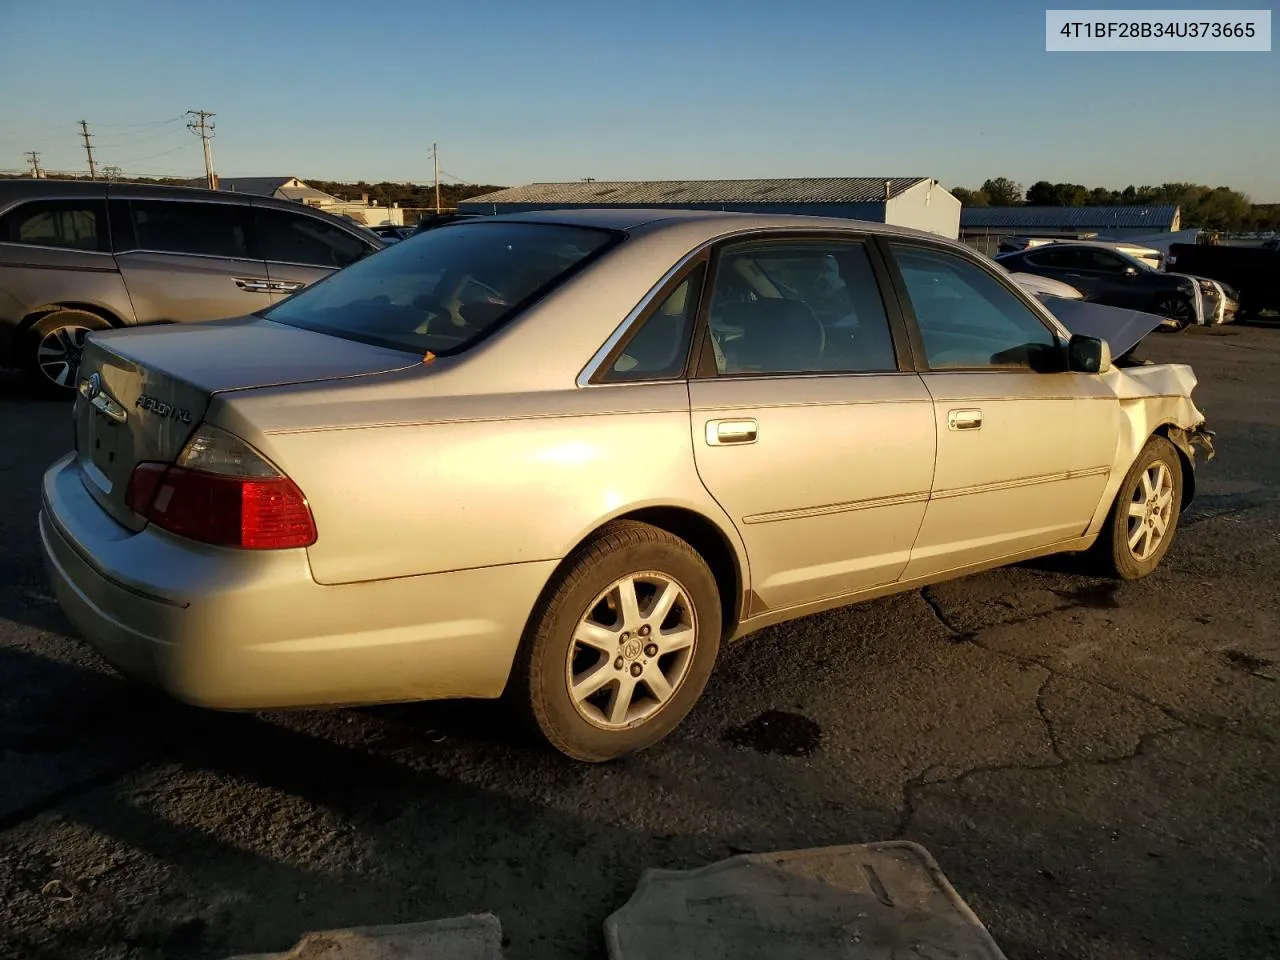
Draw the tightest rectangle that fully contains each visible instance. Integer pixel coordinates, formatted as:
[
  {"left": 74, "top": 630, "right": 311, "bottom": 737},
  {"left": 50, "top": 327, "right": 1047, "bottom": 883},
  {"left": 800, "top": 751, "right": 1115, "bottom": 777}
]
[{"left": 80, "top": 372, "right": 101, "bottom": 400}]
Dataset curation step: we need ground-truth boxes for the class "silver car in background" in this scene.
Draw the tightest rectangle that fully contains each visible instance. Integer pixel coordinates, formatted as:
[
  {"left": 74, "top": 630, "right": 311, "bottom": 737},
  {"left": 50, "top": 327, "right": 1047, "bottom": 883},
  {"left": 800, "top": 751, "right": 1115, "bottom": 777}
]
[
  {"left": 0, "top": 180, "right": 381, "bottom": 392},
  {"left": 40, "top": 210, "right": 1214, "bottom": 761}
]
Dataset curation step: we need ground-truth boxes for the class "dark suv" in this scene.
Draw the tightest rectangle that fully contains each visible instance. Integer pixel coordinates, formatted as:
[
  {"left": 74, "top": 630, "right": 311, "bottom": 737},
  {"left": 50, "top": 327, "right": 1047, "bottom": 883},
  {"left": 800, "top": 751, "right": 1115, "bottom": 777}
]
[
  {"left": 0, "top": 179, "right": 382, "bottom": 391},
  {"left": 995, "top": 242, "right": 1208, "bottom": 330}
]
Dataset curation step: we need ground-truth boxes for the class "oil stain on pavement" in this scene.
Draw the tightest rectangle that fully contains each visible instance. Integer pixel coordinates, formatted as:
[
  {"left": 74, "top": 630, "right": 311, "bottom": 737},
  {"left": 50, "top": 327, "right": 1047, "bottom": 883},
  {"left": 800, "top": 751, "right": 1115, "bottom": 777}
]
[{"left": 721, "top": 710, "right": 823, "bottom": 757}]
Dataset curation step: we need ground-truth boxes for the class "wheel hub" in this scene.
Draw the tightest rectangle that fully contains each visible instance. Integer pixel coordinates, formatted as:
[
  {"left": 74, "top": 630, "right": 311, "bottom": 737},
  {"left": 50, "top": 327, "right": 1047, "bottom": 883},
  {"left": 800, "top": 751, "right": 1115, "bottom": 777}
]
[{"left": 565, "top": 571, "right": 698, "bottom": 730}]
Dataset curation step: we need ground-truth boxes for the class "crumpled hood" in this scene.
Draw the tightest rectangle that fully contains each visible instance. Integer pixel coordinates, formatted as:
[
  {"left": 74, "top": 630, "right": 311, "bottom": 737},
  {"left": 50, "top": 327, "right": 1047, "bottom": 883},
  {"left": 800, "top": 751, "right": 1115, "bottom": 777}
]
[{"left": 1040, "top": 297, "right": 1165, "bottom": 357}]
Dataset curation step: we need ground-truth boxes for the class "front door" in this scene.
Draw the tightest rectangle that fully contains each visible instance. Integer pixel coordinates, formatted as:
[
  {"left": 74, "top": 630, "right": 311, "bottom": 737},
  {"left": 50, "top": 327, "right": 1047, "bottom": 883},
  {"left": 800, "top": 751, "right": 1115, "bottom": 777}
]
[
  {"left": 252, "top": 206, "right": 377, "bottom": 300},
  {"left": 688, "top": 237, "right": 937, "bottom": 614},
  {"left": 110, "top": 197, "right": 272, "bottom": 322},
  {"left": 883, "top": 241, "right": 1120, "bottom": 581}
]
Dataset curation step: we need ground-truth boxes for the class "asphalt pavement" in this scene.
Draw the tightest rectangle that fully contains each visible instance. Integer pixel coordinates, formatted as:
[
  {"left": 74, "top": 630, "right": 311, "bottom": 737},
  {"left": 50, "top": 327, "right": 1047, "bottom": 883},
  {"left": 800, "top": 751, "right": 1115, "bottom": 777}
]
[{"left": 1, "top": 325, "right": 1277, "bottom": 960}]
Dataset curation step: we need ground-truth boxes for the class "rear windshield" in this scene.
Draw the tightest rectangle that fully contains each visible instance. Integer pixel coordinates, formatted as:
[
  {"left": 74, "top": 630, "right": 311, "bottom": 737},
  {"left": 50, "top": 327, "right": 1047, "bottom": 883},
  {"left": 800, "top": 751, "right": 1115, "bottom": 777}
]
[{"left": 263, "top": 221, "right": 619, "bottom": 355}]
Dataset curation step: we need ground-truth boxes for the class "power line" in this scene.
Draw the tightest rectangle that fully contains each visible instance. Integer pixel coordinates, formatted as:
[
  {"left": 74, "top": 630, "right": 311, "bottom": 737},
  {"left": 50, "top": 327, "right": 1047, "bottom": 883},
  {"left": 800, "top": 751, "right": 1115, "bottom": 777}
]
[
  {"left": 79, "top": 120, "right": 97, "bottom": 179},
  {"left": 92, "top": 114, "right": 185, "bottom": 130},
  {"left": 111, "top": 141, "right": 194, "bottom": 165},
  {"left": 92, "top": 125, "right": 188, "bottom": 148},
  {"left": 185, "top": 110, "right": 217, "bottom": 189}
]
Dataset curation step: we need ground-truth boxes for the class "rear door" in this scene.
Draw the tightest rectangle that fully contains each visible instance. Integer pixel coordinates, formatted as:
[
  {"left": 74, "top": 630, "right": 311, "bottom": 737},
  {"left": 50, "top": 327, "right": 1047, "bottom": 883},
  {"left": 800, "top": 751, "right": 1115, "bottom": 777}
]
[
  {"left": 251, "top": 205, "right": 377, "bottom": 299},
  {"left": 110, "top": 194, "right": 273, "bottom": 321},
  {"left": 687, "top": 235, "right": 936, "bottom": 614}
]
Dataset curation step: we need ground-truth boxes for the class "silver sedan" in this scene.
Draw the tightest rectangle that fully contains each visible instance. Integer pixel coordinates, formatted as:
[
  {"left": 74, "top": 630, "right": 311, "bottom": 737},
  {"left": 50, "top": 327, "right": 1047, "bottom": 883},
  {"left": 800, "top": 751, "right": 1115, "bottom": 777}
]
[{"left": 40, "top": 210, "right": 1214, "bottom": 761}]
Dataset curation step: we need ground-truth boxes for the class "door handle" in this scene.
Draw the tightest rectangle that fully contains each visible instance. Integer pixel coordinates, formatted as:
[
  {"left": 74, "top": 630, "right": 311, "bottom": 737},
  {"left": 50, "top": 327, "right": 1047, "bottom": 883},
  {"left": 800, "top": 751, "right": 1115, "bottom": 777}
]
[
  {"left": 706, "top": 419, "right": 758, "bottom": 445},
  {"left": 947, "top": 408, "right": 983, "bottom": 431},
  {"left": 271, "top": 280, "right": 307, "bottom": 293},
  {"left": 234, "top": 277, "right": 273, "bottom": 293}
]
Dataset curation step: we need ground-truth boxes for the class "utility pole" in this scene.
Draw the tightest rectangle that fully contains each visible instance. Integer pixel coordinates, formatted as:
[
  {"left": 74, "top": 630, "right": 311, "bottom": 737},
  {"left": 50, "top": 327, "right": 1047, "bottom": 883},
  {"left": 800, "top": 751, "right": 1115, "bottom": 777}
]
[
  {"left": 79, "top": 120, "right": 98, "bottom": 179},
  {"left": 24, "top": 151, "right": 42, "bottom": 178},
  {"left": 432, "top": 142, "right": 441, "bottom": 214},
  {"left": 186, "top": 109, "right": 217, "bottom": 189}
]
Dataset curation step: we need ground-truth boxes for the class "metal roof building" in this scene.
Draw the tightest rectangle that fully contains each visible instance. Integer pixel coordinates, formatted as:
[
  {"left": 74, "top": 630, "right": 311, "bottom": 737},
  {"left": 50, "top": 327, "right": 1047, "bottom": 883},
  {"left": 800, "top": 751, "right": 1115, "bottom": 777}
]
[
  {"left": 459, "top": 177, "right": 962, "bottom": 239},
  {"left": 959, "top": 204, "right": 1182, "bottom": 254}
]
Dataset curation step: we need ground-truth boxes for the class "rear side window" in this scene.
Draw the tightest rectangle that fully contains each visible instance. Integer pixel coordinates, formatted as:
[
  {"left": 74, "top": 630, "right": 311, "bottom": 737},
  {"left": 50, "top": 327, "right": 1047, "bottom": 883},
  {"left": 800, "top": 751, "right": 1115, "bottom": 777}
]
[
  {"left": 603, "top": 264, "right": 706, "bottom": 382},
  {"left": 0, "top": 199, "right": 107, "bottom": 252},
  {"left": 264, "top": 222, "right": 619, "bottom": 355},
  {"left": 129, "top": 200, "right": 251, "bottom": 259},
  {"left": 252, "top": 208, "right": 371, "bottom": 268}
]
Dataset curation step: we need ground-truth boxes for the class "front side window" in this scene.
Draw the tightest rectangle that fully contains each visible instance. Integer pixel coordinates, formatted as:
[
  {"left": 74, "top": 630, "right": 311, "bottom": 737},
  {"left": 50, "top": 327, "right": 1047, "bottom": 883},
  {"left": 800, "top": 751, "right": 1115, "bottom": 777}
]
[
  {"left": 706, "top": 240, "right": 897, "bottom": 375},
  {"left": 253, "top": 208, "right": 371, "bottom": 268},
  {"left": 0, "top": 199, "right": 106, "bottom": 251},
  {"left": 264, "top": 222, "right": 618, "bottom": 355},
  {"left": 890, "top": 244, "right": 1060, "bottom": 371},
  {"left": 129, "top": 200, "right": 251, "bottom": 259}
]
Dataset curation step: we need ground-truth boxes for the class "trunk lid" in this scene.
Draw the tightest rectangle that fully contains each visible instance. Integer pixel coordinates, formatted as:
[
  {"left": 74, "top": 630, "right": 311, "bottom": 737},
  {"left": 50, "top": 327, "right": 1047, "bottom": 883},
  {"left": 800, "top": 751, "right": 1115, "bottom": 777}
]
[{"left": 73, "top": 315, "right": 418, "bottom": 529}]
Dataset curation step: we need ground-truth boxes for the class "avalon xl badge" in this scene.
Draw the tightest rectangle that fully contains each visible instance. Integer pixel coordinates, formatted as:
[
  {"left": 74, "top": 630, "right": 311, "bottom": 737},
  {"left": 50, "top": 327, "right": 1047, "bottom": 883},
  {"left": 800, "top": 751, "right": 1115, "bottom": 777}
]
[{"left": 136, "top": 394, "right": 192, "bottom": 424}]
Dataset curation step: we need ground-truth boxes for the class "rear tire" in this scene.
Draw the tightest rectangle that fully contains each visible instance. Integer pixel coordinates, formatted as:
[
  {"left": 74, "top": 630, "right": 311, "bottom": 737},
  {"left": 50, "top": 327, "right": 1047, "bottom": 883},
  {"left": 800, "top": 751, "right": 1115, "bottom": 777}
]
[
  {"left": 512, "top": 521, "right": 722, "bottom": 762},
  {"left": 1096, "top": 436, "right": 1184, "bottom": 580},
  {"left": 22, "top": 309, "right": 112, "bottom": 396}
]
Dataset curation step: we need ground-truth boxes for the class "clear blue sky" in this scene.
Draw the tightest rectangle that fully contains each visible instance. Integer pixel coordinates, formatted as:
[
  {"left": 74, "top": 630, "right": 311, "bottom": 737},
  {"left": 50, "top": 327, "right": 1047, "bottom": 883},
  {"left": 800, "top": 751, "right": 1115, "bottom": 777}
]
[{"left": 1, "top": 0, "right": 1277, "bottom": 199}]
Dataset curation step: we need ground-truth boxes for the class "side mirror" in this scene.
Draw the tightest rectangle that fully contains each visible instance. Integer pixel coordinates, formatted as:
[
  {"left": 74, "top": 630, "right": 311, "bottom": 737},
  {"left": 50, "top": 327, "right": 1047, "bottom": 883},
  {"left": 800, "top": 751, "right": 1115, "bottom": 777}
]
[{"left": 1068, "top": 334, "right": 1111, "bottom": 374}]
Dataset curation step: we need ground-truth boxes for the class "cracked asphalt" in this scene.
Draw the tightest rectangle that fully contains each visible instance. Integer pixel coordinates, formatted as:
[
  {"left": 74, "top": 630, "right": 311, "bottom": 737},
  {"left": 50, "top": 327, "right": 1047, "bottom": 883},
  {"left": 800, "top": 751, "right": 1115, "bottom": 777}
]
[{"left": 1, "top": 325, "right": 1277, "bottom": 960}]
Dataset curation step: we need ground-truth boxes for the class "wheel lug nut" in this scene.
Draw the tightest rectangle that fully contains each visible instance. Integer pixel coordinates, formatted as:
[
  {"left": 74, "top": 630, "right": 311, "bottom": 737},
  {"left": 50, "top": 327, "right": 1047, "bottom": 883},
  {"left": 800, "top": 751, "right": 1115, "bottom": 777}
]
[
  {"left": 644, "top": 643, "right": 658, "bottom": 657},
  {"left": 620, "top": 632, "right": 631, "bottom": 641},
  {"left": 630, "top": 663, "right": 643, "bottom": 677},
  {"left": 614, "top": 657, "right": 624, "bottom": 670},
  {"left": 639, "top": 625, "right": 651, "bottom": 637}
]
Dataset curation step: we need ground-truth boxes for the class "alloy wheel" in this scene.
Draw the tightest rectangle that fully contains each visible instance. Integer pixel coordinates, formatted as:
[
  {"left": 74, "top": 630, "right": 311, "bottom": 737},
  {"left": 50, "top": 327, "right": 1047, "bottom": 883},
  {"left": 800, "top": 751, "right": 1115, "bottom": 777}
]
[
  {"left": 565, "top": 571, "right": 697, "bottom": 730},
  {"left": 1126, "top": 460, "right": 1175, "bottom": 561},
  {"left": 36, "top": 325, "right": 92, "bottom": 388},
  {"left": 1156, "top": 297, "right": 1192, "bottom": 326}
]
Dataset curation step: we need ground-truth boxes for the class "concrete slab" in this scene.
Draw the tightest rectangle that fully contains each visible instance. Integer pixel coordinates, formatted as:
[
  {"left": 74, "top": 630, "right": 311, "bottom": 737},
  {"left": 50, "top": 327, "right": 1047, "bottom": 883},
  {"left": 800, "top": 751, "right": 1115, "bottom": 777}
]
[
  {"left": 605, "top": 841, "right": 1007, "bottom": 960},
  {"left": 227, "top": 913, "right": 504, "bottom": 960}
]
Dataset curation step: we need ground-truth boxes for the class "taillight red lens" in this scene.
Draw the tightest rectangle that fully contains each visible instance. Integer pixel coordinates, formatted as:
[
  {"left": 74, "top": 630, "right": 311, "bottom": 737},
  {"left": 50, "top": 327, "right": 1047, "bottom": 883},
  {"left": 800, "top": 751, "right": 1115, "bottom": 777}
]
[{"left": 126, "top": 464, "right": 317, "bottom": 549}]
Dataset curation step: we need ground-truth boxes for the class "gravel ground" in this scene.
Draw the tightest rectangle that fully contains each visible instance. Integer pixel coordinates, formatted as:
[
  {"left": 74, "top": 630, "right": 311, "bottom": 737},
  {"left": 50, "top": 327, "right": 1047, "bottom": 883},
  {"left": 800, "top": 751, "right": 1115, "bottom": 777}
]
[{"left": 1, "top": 324, "right": 1277, "bottom": 960}]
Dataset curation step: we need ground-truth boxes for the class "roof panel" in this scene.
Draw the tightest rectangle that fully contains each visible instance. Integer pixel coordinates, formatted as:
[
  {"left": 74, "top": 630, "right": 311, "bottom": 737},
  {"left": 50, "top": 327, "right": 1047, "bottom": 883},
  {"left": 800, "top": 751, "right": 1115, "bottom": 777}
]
[
  {"left": 462, "top": 177, "right": 930, "bottom": 206},
  {"left": 960, "top": 205, "right": 1179, "bottom": 229}
]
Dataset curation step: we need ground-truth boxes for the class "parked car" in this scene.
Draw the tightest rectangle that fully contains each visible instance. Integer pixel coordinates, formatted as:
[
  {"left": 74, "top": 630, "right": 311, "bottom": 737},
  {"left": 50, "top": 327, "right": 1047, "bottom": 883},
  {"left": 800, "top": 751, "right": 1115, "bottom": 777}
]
[
  {"left": 998, "top": 236, "right": 1164, "bottom": 269},
  {"left": 0, "top": 179, "right": 383, "bottom": 392},
  {"left": 412, "top": 212, "right": 483, "bottom": 235},
  {"left": 996, "top": 242, "right": 1233, "bottom": 330},
  {"left": 369, "top": 225, "right": 414, "bottom": 244},
  {"left": 41, "top": 210, "right": 1214, "bottom": 762},
  {"left": 1006, "top": 271, "right": 1085, "bottom": 301}
]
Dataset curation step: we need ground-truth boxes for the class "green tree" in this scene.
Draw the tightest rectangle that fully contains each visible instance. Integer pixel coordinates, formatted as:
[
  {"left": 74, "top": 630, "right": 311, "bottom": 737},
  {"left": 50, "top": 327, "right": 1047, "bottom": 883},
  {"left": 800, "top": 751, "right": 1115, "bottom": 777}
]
[
  {"left": 951, "top": 187, "right": 989, "bottom": 207},
  {"left": 980, "top": 177, "right": 1023, "bottom": 205}
]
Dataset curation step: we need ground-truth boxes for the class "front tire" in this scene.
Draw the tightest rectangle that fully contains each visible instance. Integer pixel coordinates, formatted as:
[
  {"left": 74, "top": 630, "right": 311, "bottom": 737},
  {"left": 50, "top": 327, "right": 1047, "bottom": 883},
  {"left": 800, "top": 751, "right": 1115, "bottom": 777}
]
[
  {"left": 1153, "top": 296, "right": 1194, "bottom": 332},
  {"left": 1097, "top": 436, "right": 1184, "bottom": 580},
  {"left": 23, "top": 309, "right": 112, "bottom": 395},
  {"left": 513, "top": 521, "right": 722, "bottom": 762}
]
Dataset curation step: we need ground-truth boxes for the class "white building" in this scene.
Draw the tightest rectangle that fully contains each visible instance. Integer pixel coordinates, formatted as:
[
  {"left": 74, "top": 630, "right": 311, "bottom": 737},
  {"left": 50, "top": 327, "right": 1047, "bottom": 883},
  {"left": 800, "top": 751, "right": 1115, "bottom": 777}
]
[{"left": 196, "top": 177, "right": 405, "bottom": 227}]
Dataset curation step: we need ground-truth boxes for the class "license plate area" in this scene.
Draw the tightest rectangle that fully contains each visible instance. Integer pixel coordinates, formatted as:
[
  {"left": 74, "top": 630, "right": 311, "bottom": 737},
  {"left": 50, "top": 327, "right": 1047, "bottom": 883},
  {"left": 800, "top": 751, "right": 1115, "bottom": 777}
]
[{"left": 78, "top": 400, "right": 128, "bottom": 495}]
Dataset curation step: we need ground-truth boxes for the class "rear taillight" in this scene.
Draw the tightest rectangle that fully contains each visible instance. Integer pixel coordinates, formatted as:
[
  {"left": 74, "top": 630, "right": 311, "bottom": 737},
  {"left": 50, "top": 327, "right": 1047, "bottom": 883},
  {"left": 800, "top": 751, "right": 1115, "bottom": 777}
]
[{"left": 126, "top": 424, "right": 317, "bottom": 550}]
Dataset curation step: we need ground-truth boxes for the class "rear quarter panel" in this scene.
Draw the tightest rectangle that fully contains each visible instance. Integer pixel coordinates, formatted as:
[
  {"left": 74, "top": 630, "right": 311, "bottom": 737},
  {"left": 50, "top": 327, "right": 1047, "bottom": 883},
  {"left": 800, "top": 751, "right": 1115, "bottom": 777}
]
[
  {"left": 0, "top": 245, "right": 136, "bottom": 330},
  {"left": 218, "top": 381, "right": 744, "bottom": 588}
]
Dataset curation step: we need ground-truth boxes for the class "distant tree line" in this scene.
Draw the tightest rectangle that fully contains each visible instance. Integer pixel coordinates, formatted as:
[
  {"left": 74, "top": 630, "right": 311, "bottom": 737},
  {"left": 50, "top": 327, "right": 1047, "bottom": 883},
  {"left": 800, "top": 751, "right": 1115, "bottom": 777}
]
[{"left": 949, "top": 177, "right": 1279, "bottom": 231}]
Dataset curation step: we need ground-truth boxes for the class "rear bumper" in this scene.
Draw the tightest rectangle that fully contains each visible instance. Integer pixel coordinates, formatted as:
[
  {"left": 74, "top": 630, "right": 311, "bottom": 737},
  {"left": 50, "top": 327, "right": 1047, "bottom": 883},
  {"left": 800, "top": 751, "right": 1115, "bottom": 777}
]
[{"left": 40, "top": 453, "right": 555, "bottom": 709}]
